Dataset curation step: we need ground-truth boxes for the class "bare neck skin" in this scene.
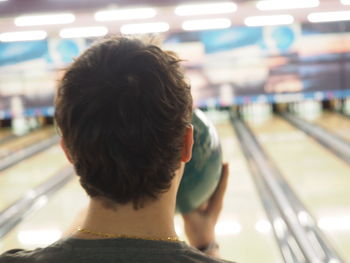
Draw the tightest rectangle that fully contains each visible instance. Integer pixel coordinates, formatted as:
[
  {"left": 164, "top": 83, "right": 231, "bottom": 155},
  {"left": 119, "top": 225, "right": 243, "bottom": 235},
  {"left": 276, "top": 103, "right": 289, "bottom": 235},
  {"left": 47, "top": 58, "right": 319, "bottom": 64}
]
[{"left": 73, "top": 164, "right": 184, "bottom": 240}]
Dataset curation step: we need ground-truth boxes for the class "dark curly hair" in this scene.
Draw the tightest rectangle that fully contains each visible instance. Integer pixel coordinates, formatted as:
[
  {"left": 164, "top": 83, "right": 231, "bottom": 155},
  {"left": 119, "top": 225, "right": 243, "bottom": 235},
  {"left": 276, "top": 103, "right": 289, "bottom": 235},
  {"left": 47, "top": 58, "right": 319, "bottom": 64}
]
[{"left": 55, "top": 36, "right": 192, "bottom": 209}]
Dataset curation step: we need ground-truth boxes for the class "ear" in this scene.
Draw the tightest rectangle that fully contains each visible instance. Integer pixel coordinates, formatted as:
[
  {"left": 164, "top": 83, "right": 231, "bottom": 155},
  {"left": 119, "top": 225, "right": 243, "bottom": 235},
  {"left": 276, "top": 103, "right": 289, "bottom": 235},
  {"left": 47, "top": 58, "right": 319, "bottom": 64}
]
[
  {"left": 60, "top": 139, "right": 73, "bottom": 164},
  {"left": 181, "top": 124, "right": 194, "bottom": 163}
]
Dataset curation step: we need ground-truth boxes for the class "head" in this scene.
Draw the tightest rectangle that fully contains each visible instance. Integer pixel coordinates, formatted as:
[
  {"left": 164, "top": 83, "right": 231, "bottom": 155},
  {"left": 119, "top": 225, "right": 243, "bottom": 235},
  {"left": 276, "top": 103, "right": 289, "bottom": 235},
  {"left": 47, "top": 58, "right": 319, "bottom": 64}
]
[{"left": 55, "top": 36, "right": 193, "bottom": 209}]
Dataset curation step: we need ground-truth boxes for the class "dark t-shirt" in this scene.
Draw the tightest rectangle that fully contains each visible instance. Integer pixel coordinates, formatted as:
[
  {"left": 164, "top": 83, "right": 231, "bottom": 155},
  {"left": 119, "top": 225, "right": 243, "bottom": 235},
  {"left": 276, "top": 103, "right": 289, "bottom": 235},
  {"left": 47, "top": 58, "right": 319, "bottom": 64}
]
[{"left": 0, "top": 238, "right": 234, "bottom": 263}]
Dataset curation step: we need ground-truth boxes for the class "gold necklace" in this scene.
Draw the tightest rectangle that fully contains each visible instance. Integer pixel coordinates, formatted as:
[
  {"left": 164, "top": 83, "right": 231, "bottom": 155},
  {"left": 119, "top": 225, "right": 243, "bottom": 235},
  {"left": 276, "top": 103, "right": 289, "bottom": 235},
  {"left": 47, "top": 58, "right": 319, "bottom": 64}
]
[{"left": 77, "top": 228, "right": 181, "bottom": 242}]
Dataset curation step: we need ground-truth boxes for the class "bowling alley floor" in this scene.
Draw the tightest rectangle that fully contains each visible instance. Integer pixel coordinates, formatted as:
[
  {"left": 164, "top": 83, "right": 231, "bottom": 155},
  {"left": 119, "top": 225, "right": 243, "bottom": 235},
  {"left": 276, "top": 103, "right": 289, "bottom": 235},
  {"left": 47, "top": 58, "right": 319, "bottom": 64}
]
[
  {"left": 248, "top": 114, "right": 350, "bottom": 262},
  {"left": 310, "top": 111, "right": 350, "bottom": 142},
  {"left": 0, "top": 129, "right": 12, "bottom": 141},
  {"left": 0, "top": 127, "right": 55, "bottom": 158},
  {"left": 1, "top": 111, "right": 350, "bottom": 263},
  {"left": 0, "top": 144, "right": 69, "bottom": 212}
]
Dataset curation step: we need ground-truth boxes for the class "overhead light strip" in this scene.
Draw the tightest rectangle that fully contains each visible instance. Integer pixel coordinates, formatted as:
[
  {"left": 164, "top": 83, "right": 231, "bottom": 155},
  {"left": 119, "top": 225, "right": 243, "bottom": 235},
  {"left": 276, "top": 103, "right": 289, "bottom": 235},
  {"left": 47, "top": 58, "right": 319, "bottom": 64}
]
[
  {"left": 256, "top": 0, "right": 319, "bottom": 11},
  {"left": 175, "top": 2, "right": 237, "bottom": 16},
  {"left": 182, "top": 18, "right": 232, "bottom": 31},
  {"left": 95, "top": 8, "right": 156, "bottom": 21},
  {"left": 0, "top": 30, "right": 47, "bottom": 42},
  {"left": 341, "top": 0, "right": 350, "bottom": 5},
  {"left": 120, "top": 22, "right": 169, "bottom": 35},
  {"left": 245, "top": 15, "right": 294, "bottom": 26},
  {"left": 308, "top": 11, "right": 350, "bottom": 22},
  {"left": 15, "top": 13, "right": 75, "bottom": 26},
  {"left": 60, "top": 26, "right": 108, "bottom": 38}
]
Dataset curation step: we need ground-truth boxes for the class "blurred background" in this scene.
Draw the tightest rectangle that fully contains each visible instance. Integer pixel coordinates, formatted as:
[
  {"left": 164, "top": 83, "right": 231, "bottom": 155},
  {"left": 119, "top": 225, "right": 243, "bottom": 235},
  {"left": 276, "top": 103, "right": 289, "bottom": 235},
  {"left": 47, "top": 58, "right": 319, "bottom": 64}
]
[{"left": 0, "top": 0, "right": 350, "bottom": 262}]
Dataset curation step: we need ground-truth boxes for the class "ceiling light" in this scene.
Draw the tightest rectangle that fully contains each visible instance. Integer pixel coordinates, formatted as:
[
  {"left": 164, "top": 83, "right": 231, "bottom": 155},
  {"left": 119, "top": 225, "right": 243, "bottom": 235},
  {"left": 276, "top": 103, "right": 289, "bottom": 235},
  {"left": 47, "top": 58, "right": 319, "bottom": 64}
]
[
  {"left": 175, "top": 2, "right": 237, "bottom": 16},
  {"left": 257, "top": 0, "right": 319, "bottom": 10},
  {"left": 245, "top": 15, "right": 294, "bottom": 27},
  {"left": 0, "top": 30, "right": 47, "bottom": 42},
  {"left": 341, "top": 0, "right": 350, "bottom": 4},
  {"left": 308, "top": 11, "right": 350, "bottom": 23},
  {"left": 95, "top": 8, "right": 156, "bottom": 21},
  {"left": 120, "top": 22, "right": 169, "bottom": 34},
  {"left": 15, "top": 13, "right": 75, "bottom": 26},
  {"left": 182, "top": 18, "right": 231, "bottom": 31},
  {"left": 59, "top": 26, "right": 108, "bottom": 38}
]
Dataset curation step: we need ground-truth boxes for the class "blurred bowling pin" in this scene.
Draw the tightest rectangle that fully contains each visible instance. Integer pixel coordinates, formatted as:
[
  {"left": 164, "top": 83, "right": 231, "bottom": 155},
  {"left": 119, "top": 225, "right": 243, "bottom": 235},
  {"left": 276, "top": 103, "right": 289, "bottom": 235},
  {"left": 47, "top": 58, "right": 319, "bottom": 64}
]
[{"left": 11, "top": 96, "right": 28, "bottom": 136}]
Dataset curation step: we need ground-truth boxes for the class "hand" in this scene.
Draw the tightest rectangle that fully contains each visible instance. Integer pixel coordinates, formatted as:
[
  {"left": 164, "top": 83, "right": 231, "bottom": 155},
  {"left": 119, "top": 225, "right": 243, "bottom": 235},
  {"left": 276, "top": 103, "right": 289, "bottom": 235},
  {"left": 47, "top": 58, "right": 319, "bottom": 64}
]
[{"left": 182, "top": 163, "right": 229, "bottom": 252}]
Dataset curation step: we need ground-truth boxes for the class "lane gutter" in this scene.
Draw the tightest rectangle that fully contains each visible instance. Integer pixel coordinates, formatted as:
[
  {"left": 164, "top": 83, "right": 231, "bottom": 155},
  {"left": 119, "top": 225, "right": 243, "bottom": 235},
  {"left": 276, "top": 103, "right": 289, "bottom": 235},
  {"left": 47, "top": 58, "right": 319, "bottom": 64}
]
[
  {"left": 231, "top": 115, "right": 344, "bottom": 263},
  {"left": 234, "top": 123, "right": 305, "bottom": 263},
  {"left": 0, "top": 134, "right": 17, "bottom": 146},
  {"left": 281, "top": 112, "right": 350, "bottom": 165},
  {"left": 0, "top": 135, "right": 60, "bottom": 172}
]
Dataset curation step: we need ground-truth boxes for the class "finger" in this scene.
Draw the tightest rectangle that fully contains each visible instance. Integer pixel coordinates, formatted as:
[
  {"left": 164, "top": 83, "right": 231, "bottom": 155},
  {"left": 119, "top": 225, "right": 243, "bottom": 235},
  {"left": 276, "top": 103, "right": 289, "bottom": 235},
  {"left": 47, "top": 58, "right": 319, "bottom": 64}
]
[
  {"left": 198, "top": 200, "right": 209, "bottom": 212},
  {"left": 182, "top": 201, "right": 207, "bottom": 219},
  {"left": 206, "top": 163, "right": 229, "bottom": 216}
]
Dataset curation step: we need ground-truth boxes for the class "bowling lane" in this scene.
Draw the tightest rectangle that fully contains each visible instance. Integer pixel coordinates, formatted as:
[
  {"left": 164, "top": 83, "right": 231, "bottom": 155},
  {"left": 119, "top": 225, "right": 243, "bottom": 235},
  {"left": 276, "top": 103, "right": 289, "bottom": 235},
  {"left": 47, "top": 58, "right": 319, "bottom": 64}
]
[
  {"left": 0, "top": 119, "right": 283, "bottom": 263},
  {"left": 213, "top": 120, "right": 282, "bottom": 263},
  {"left": 0, "top": 127, "right": 55, "bottom": 158},
  {"left": 248, "top": 116, "right": 350, "bottom": 262},
  {"left": 0, "top": 129, "right": 12, "bottom": 141},
  {"left": 0, "top": 144, "right": 69, "bottom": 212},
  {"left": 311, "top": 112, "right": 350, "bottom": 142},
  {"left": 0, "top": 178, "right": 89, "bottom": 253}
]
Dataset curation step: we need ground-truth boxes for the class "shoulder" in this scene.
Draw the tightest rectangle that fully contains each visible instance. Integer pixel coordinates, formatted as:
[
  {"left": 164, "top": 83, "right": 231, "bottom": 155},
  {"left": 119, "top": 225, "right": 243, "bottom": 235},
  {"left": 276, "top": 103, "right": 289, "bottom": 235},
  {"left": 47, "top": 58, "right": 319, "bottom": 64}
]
[
  {"left": 0, "top": 239, "right": 236, "bottom": 263},
  {"left": 0, "top": 248, "right": 41, "bottom": 263},
  {"left": 0, "top": 241, "right": 67, "bottom": 263},
  {"left": 180, "top": 244, "right": 235, "bottom": 263}
]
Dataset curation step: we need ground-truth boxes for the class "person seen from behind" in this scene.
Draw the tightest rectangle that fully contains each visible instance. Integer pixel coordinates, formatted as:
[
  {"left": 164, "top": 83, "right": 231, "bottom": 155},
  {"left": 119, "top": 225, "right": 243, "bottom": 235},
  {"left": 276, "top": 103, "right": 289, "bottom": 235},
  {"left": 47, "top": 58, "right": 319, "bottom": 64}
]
[{"left": 0, "top": 36, "right": 232, "bottom": 263}]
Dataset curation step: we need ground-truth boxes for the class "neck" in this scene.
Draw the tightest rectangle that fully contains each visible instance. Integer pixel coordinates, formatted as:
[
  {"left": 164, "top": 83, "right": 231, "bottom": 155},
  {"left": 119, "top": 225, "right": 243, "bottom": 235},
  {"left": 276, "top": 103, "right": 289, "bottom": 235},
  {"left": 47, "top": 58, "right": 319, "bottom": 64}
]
[{"left": 73, "top": 172, "right": 182, "bottom": 240}]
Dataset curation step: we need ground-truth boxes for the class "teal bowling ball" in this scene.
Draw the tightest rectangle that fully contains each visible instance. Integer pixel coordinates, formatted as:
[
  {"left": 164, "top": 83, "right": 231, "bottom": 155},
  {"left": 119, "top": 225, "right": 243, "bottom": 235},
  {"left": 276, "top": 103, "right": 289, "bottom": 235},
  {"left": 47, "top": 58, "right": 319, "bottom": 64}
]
[{"left": 176, "top": 109, "right": 223, "bottom": 214}]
